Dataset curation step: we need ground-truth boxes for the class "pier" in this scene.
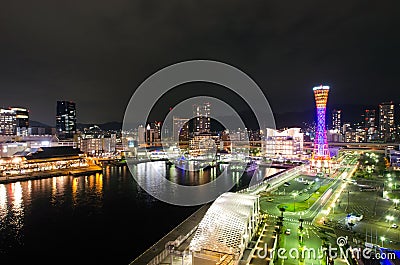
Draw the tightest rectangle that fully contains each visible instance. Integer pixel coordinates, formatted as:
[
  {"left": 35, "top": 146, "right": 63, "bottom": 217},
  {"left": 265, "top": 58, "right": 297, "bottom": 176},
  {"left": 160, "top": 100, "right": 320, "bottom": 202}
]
[{"left": 0, "top": 165, "right": 103, "bottom": 184}]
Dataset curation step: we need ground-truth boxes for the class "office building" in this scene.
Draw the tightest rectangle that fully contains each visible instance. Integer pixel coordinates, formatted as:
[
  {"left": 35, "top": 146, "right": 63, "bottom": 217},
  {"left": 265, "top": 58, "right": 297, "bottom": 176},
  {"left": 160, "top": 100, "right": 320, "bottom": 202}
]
[
  {"left": 332, "top": 109, "right": 342, "bottom": 133},
  {"left": 173, "top": 117, "right": 189, "bottom": 142},
  {"left": 364, "top": 109, "right": 377, "bottom": 141},
  {"left": 0, "top": 108, "right": 16, "bottom": 135},
  {"left": 193, "top": 102, "right": 211, "bottom": 134},
  {"left": 78, "top": 125, "right": 116, "bottom": 155},
  {"left": 262, "top": 128, "right": 304, "bottom": 159},
  {"left": 11, "top": 107, "right": 29, "bottom": 136},
  {"left": 137, "top": 125, "right": 146, "bottom": 145},
  {"left": 379, "top": 102, "right": 395, "bottom": 142},
  {"left": 56, "top": 101, "right": 76, "bottom": 139}
]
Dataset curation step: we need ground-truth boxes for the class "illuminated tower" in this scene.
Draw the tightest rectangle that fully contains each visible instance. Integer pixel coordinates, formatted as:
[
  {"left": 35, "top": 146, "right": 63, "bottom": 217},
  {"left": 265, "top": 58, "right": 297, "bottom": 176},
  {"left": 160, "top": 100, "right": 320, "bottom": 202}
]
[{"left": 312, "top": 85, "right": 330, "bottom": 171}]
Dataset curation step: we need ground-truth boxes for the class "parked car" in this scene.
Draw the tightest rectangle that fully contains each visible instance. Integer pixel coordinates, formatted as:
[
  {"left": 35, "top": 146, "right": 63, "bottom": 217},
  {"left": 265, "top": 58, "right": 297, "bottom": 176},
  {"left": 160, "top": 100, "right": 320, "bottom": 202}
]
[
  {"left": 391, "top": 224, "right": 398, "bottom": 229},
  {"left": 285, "top": 228, "right": 291, "bottom": 235}
]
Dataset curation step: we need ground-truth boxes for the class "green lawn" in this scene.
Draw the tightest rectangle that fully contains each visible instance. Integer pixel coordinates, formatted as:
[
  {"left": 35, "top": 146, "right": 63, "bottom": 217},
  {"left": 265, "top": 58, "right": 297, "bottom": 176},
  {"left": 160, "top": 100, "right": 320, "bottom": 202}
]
[{"left": 277, "top": 183, "right": 332, "bottom": 212}]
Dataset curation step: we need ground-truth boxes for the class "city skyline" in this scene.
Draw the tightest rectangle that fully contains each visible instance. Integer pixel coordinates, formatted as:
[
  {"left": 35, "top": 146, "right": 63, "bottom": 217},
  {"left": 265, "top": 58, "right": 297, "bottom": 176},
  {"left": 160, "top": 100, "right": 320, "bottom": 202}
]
[
  {"left": 1, "top": 1, "right": 400, "bottom": 125},
  {"left": 2, "top": 2, "right": 400, "bottom": 264}
]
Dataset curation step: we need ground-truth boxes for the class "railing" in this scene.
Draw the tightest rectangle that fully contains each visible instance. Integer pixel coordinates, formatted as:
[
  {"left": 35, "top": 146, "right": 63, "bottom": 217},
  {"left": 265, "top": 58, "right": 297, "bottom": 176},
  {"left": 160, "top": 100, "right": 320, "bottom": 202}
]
[{"left": 146, "top": 224, "right": 199, "bottom": 265}]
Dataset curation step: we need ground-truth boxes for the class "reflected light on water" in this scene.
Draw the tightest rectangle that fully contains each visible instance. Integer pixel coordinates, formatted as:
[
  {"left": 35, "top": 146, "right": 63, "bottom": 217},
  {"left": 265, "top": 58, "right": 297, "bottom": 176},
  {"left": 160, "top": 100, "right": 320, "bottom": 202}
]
[
  {"left": 95, "top": 173, "right": 103, "bottom": 196},
  {"left": 72, "top": 177, "right": 78, "bottom": 206},
  {"left": 0, "top": 184, "right": 7, "bottom": 219}
]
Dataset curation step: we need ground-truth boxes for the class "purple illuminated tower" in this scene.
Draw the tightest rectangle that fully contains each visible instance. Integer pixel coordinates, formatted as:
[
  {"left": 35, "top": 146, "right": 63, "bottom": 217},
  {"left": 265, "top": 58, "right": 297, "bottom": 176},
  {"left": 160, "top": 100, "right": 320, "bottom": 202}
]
[{"left": 312, "top": 85, "right": 330, "bottom": 170}]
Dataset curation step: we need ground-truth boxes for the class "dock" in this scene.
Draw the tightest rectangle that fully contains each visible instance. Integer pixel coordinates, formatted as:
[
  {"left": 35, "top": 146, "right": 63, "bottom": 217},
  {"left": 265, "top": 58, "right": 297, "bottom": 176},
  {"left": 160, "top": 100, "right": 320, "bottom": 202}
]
[{"left": 0, "top": 165, "right": 103, "bottom": 184}]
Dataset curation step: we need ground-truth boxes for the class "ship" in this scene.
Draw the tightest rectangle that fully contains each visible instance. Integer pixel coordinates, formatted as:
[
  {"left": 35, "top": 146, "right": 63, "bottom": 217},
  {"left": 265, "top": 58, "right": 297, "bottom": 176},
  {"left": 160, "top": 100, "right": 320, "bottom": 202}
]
[{"left": 229, "top": 160, "right": 258, "bottom": 172}]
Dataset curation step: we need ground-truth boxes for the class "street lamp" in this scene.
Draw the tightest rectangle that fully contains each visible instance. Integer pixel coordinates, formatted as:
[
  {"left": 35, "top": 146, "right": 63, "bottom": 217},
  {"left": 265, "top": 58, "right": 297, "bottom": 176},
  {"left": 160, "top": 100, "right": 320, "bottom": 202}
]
[
  {"left": 380, "top": 236, "right": 385, "bottom": 248},
  {"left": 394, "top": 199, "right": 399, "bottom": 209},
  {"left": 386, "top": 215, "right": 394, "bottom": 223},
  {"left": 293, "top": 192, "right": 298, "bottom": 212}
]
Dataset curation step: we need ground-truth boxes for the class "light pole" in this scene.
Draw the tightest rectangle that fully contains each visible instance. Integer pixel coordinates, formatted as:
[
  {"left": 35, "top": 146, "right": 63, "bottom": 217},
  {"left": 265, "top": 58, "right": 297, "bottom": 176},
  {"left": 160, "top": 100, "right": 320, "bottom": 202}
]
[
  {"left": 394, "top": 199, "right": 399, "bottom": 209},
  {"left": 380, "top": 236, "right": 385, "bottom": 248},
  {"left": 293, "top": 192, "right": 298, "bottom": 212}
]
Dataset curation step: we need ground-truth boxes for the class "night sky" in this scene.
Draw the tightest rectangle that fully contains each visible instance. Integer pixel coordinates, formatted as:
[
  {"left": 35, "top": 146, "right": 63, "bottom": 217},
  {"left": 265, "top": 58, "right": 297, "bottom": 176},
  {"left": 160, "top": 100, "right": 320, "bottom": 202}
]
[{"left": 1, "top": 0, "right": 399, "bottom": 126}]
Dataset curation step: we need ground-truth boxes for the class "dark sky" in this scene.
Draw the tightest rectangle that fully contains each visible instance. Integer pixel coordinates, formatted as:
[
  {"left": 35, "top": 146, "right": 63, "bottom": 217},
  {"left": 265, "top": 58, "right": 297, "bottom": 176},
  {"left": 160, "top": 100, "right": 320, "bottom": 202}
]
[{"left": 1, "top": 0, "right": 399, "bottom": 125}]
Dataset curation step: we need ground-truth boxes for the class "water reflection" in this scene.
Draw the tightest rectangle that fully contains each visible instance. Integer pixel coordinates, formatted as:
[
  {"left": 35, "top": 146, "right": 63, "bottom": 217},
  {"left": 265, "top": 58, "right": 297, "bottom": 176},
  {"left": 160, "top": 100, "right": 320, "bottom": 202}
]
[
  {"left": 135, "top": 161, "right": 283, "bottom": 198},
  {"left": 0, "top": 172, "right": 106, "bottom": 253},
  {"left": 0, "top": 185, "right": 7, "bottom": 220},
  {"left": 0, "top": 161, "right": 284, "bottom": 259}
]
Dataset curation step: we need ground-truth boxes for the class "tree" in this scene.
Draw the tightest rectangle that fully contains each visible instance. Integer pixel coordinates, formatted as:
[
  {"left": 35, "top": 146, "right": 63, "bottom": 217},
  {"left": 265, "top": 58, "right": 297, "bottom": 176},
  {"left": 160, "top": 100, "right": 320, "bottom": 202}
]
[
  {"left": 348, "top": 222, "right": 355, "bottom": 232},
  {"left": 299, "top": 218, "right": 304, "bottom": 230},
  {"left": 279, "top": 207, "right": 286, "bottom": 218}
]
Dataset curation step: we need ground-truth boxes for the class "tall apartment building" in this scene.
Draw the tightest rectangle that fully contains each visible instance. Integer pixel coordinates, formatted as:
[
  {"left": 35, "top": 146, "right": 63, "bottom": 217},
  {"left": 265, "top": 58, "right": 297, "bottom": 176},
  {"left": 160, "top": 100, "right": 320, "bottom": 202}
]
[
  {"left": 193, "top": 102, "right": 211, "bottom": 134},
  {"left": 379, "top": 102, "right": 395, "bottom": 142},
  {"left": 56, "top": 101, "right": 76, "bottom": 139}
]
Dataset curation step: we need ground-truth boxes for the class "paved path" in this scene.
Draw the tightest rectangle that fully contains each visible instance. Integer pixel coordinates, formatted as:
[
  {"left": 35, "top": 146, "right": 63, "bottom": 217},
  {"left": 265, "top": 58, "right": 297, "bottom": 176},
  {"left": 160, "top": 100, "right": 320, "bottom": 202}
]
[{"left": 0, "top": 165, "right": 103, "bottom": 184}]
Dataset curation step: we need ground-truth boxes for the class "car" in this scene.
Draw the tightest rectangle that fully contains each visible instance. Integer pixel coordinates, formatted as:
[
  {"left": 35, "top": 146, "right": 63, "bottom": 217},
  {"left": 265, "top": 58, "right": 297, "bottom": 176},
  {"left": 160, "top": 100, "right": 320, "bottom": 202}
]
[
  {"left": 391, "top": 224, "right": 398, "bottom": 229},
  {"left": 285, "top": 228, "right": 291, "bottom": 235},
  {"left": 266, "top": 197, "right": 274, "bottom": 202},
  {"left": 284, "top": 182, "right": 290, "bottom": 186}
]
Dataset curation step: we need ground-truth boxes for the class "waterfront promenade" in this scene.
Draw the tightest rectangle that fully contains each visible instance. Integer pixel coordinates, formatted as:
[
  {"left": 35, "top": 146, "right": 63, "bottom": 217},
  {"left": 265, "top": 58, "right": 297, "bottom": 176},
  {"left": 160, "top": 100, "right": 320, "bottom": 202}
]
[
  {"left": 0, "top": 164, "right": 103, "bottom": 184},
  {"left": 130, "top": 165, "right": 303, "bottom": 265}
]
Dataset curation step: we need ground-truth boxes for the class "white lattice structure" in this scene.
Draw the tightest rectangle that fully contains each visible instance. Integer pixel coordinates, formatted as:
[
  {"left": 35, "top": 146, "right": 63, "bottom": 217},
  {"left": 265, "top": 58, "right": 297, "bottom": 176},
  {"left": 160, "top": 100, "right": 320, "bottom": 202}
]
[{"left": 189, "top": 192, "right": 259, "bottom": 265}]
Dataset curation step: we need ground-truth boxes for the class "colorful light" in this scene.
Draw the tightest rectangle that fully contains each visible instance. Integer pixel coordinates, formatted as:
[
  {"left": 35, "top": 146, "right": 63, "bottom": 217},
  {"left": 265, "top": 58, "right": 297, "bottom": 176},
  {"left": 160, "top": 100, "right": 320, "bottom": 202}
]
[{"left": 312, "top": 85, "right": 330, "bottom": 164}]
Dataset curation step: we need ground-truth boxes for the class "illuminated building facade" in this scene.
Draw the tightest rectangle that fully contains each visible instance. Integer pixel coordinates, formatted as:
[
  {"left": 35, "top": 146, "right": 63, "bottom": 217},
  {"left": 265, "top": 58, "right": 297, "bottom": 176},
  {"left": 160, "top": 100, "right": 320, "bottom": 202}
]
[
  {"left": 56, "top": 101, "right": 76, "bottom": 139},
  {"left": 262, "top": 128, "right": 303, "bottom": 159},
  {"left": 1, "top": 146, "right": 87, "bottom": 177},
  {"left": 332, "top": 109, "right": 342, "bottom": 133},
  {"left": 188, "top": 133, "right": 219, "bottom": 157},
  {"left": 0, "top": 108, "right": 16, "bottom": 135},
  {"left": 144, "top": 122, "right": 162, "bottom": 146},
  {"left": 379, "top": 102, "right": 395, "bottom": 142},
  {"left": 10, "top": 107, "right": 29, "bottom": 136},
  {"left": 311, "top": 85, "right": 330, "bottom": 171},
  {"left": 193, "top": 103, "right": 211, "bottom": 134},
  {"left": 190, "top": 192, "right": 259, "bottom": 265},
  {"left": 364, "top": 109, "right": 377, "bottom": 141},
  {"left": 172, "top": 117, "right": 189, "bottom": 142},
  {"left": 78, "top": 125, "right": 116, "bottom": 155}
]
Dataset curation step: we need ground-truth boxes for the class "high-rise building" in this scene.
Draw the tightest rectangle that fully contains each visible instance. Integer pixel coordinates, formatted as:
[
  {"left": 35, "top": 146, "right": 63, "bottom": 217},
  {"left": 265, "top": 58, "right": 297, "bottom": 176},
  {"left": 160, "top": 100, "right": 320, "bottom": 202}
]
[
  {"left": 137, "top": 125, "right": 145, "bottom": 145},
  {"left": 193, "top": 103, "right": 211, "bottom": 134},
  {"left": 173, "top": 117, "right": 189, "bottom": 142},
  {"left": 56, "top": 101, "right": 76, "bottom": 139},
  {"left": 379, "top": 102, "right": 395, "bottom": 142},
  {"left": 332, "top": 109, "right": 342, "bottom": 133},
  {"left": 311, "top": 85, "right": 330, "bottom": 171},
  {"left": 364, "top": 109, "right": 376, "bottom": 141},
  {"left": 0, "top": 108, "right": 16, "bottom": 135},
  {"left": 11, "top": 107, "right": 29, "bottom": 136}
]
